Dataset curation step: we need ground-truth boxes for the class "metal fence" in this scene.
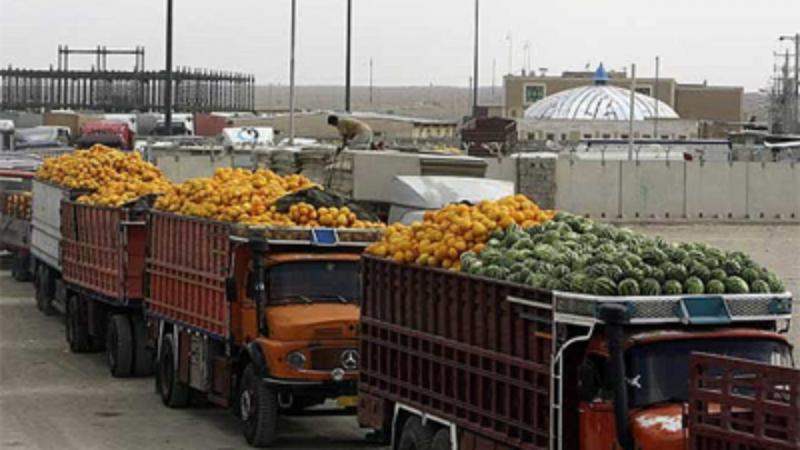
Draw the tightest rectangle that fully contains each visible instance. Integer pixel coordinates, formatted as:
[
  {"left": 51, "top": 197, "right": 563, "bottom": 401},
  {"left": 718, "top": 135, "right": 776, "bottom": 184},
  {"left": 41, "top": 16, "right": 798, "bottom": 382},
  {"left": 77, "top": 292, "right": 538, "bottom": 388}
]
[{"left": 0, "top": 67, "right": 254, "bottom": 112}]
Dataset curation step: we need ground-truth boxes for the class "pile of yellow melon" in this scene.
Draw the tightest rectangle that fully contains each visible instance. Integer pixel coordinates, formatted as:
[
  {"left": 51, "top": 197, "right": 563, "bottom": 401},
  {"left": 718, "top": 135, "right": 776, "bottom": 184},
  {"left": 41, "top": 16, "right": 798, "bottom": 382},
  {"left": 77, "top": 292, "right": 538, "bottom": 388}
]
[
  {"left": 36, "top": 145, "right": 171, "bottom": 207},
  {"left": 366, "top": 195, "right": 554, "bottom": 270}
]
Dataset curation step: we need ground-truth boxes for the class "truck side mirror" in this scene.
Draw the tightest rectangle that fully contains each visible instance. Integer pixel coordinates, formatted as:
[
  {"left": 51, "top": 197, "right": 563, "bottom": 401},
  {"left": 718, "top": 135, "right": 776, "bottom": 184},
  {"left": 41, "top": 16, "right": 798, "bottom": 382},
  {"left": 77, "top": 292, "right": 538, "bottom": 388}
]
[
  {"left": 578, "top": 361, "right": 597, "bottom": 403},
  {"left": 225, "top": 277, "right": 238, "bottom": 303}
]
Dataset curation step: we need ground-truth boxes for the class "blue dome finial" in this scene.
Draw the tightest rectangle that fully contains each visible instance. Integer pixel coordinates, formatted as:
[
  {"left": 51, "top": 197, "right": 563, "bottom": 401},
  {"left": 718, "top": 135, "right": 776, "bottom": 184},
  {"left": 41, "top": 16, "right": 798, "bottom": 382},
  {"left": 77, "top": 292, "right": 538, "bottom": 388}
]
[{"left": 593, "top": 63, "right": 609, "bottom": 85}]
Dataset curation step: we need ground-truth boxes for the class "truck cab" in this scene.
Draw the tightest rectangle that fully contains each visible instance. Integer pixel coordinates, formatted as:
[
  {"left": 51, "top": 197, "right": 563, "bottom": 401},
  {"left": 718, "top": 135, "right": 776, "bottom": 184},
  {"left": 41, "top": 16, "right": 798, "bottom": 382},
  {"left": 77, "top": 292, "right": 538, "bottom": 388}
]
[
  {"left": 556, "top": 293, "right": 795, "bottom": 450},
  {"left": 576, "top": 327, "right": 793, "bottom": 450},
  {"left": 243, "top": 246, "right": 362, "bottom": 403},
  {"left": 148, "top": 219, "right": 381, "bottom": 447}
]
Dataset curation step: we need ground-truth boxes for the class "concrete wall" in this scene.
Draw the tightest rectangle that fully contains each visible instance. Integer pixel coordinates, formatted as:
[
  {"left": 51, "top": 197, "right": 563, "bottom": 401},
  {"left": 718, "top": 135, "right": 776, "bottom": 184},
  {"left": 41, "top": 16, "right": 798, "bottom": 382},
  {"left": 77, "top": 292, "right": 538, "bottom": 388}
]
[{"left": 547, "top": 159, "right": 799, "bottom": 221}]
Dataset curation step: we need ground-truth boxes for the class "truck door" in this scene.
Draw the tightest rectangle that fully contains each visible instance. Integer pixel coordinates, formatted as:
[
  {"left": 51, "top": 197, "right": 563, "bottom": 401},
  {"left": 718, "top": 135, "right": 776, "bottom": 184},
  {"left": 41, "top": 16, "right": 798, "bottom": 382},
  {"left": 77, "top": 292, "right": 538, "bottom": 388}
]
[{"left": 578, "top": 354, "right": 618, "bottom": 450}]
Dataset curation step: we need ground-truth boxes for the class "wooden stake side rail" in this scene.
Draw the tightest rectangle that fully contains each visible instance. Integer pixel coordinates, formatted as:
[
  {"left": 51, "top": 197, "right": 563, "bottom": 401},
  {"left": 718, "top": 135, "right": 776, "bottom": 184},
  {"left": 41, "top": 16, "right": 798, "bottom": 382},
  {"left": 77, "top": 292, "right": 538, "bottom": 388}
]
[
  {"left": 61, "top": 201, "right": 145, "bottom": 303},
  {"left": 146, "top": 212, "right": 230, "bottom": 337},
  {"left": 359, "top": 256, "right": 554, "bottom": 450},
  {"left": 689, "top": 353, "right": 800, "bottom": 450}
]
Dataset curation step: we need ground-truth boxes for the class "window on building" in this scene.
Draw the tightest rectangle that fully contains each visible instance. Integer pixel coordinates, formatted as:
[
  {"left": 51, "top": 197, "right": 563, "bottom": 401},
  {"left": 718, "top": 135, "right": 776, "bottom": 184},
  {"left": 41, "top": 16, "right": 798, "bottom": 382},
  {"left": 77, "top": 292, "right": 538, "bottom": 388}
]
[
  {"left": 620, "top": 134, "right": 629, "bottom": 139},
  {"left": 560, "top": 133, "right": 567, "bottom": 141},
  {"left": 642, "top": 134, "right": 651, "bottom": 139},
  {"left": 635, "top": 86, "right": 652, "bottom": 96},
  {"left": 527, "top": 132, "right": 536, "bottom": 141},
  {"left": 546, "top": 133, "right": 556, "bottom": 141},
  {"left": 660, "top": 135, "right": 670, "bottom": 140},
  {"left": 602, "top": 133, "right": 612, "bottom": 139},
  {"left": 524, "top": 84, "right": 546, "bottom": 104},
  {"left": 583, "top": 134, "right": 593, "bottom": 139},
  {"left": 511, "top": 109, "right": 518, "bottom": 118},
  {"left": 678, "top": 135, "right": 688, "bottom": 140}
]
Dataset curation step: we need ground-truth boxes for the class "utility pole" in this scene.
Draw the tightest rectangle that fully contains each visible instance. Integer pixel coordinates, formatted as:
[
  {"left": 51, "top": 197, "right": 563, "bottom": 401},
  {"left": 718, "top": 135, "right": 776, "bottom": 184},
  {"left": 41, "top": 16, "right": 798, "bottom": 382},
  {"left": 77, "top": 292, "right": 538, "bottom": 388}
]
[
  {"left": 654, "top": 56, "right": 660, "bottom": 138},
  {"left": 628, "top": 63, "right": 636, "bottom": 160},
  {"left": 288, "top": 0, "right": 297, "bottom": 145},
  {"left": 164, "top": 0, "right": 174, "bottom": 133},
  {"left": 506, "top": 33, "right": 513, "bottom": 75},
  {"left": 345, "top": 0, "right": 352, "bottom": 113},
  {"left": 369, "top": 57, "right": 374, "bottom": 105},
  {"left": 472, "top": 0, "right": 479, "bottom": 115},
  {"left": 492, "top": 58, "right": 496, "bottom": 99},
  {"left": 779, "top": 33, "right": 799, "bottom": 133}
]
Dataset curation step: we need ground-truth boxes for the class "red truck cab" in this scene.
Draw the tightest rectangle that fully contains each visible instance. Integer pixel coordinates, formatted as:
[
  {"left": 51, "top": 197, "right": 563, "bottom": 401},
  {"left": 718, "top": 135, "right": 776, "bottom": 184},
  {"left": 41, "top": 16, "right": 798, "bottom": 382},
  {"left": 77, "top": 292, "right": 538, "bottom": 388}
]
[{"left": 78, "top": 121, "right": 134, "bottom": 150}]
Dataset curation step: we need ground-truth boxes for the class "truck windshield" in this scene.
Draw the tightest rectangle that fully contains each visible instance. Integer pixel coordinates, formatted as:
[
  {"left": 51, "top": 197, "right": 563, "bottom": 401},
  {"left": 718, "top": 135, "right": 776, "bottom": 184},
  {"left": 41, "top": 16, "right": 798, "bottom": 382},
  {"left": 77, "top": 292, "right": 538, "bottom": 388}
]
[
  {"left": 626, "top": 338, "right": 793, "bottom": 408},
  {"left": 268, "top": 261, "right": 360, "bottom": 304}
]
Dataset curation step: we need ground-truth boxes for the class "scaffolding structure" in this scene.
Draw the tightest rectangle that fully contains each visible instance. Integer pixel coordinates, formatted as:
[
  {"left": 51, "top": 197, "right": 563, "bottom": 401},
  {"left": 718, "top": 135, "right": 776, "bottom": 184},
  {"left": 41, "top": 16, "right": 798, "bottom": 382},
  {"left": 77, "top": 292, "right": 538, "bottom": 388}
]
[{"left": 0, "top": 45, "right": 255, "bottom": 112}]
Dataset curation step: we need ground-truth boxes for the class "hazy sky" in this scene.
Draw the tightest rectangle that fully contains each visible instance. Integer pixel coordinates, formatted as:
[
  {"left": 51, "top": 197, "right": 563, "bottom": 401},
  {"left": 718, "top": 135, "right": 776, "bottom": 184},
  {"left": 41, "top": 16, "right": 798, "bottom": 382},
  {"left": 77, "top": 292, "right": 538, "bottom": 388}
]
[{"left": 1, "top": 0, "right": 798, "bottom": 91}]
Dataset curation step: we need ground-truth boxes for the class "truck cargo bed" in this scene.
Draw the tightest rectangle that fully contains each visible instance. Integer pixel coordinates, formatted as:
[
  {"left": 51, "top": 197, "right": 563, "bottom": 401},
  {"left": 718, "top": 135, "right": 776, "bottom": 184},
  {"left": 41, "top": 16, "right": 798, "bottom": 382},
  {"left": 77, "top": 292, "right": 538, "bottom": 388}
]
[
  {"left": 61, "top": 201, "right": 146, "bottom": 303},
  {"left": 30, "top": 179, "right": 85, "bottom": 270},
  {"left": 359, "top": 255, "right": 555, "bottom": 450}
]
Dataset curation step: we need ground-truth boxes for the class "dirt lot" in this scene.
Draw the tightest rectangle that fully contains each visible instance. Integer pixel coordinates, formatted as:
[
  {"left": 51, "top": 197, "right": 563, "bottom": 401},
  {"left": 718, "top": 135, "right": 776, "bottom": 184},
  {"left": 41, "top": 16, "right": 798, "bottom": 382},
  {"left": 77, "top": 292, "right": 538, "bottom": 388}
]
[{"left": 1, "top": 224, "right": 797, "bottom": 449}]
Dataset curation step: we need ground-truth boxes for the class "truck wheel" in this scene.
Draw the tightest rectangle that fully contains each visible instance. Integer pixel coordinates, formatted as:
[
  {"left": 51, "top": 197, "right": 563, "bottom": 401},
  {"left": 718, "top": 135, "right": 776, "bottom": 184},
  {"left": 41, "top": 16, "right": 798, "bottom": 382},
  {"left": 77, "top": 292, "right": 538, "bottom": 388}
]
[
  {"left": 107, "top": 315, "right": 134, "bottom": 378},
  {"left": 66, "top": 295, "right": 91, "bottom": 352},
  {"left": 431, "top": 429, "right": 452, "bottom": 450},
  {"left": 240, "top": 364, "right": 278, "bottom": 447},
  {"left": 131, "top": 317, "right": 154, "bottom": 376},
  {"left": 398, "top": 417, "right": 434, "bottom": 450},
  {"left": 158, "top": 334, "right": 190, "bottom": 408}
]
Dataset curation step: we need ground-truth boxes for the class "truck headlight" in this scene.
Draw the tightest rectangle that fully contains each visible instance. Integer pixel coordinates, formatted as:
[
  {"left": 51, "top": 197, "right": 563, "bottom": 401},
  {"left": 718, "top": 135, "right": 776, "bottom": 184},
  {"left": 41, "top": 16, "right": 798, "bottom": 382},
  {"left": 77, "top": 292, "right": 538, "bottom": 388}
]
[{"left": 287, "top": 352, "right": 306, "bottom": 369}]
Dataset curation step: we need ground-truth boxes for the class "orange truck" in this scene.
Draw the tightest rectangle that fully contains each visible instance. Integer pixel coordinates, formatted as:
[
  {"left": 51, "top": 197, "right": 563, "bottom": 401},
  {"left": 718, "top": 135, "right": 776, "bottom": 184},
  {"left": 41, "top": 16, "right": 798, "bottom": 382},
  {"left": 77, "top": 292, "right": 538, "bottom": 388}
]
[
  {"left": 145, "top": 211, "right": 382, "bottom": 447},
  {"left": 357, "top": 255, "right": 796, "bottom": 450}
]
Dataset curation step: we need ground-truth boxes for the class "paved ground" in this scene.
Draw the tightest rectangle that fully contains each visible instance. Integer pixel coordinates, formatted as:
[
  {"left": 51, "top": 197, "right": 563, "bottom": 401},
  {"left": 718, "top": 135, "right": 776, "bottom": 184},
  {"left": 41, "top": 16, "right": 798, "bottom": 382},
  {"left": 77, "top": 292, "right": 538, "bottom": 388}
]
[
  {"left": 0, "top": 272, "right": 377, "bottom": 450},
  {"left": 1, "top": 224, "right": 798, "bottom": 449}
]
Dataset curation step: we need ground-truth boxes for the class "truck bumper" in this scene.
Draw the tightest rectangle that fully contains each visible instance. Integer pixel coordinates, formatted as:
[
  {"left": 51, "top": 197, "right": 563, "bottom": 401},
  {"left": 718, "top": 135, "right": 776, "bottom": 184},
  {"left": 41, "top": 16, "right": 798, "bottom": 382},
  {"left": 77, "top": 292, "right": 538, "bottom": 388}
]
[{"left": 262, "top": 377, "right": 357, "bottom": 397}]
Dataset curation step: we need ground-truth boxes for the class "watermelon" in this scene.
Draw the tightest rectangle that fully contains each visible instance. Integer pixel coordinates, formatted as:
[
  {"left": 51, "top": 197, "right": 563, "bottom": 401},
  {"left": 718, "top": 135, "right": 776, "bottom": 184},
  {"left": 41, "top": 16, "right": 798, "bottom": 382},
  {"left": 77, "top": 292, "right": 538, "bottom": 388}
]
[
  {"left": 688, "top": 262, "right": 711, "bottom": 283},
  {"left": 618, "top": 278, "right": 641, "bottom": 296},
  {"left": 525, "top": 273, "right": 548, "bottom": 289},
  {"left": 592, "top": 277, "right": 618, "bottom": 296},
  {"left": 641, "top": 278, "right": 662, "bottom": 296},
  {"left": 569, "top": 272, "right": 590, "bottom": 293},
  {"left": 663, "top": 280, "right": 683, "bottom": 295},
  {"left": 685, "top": 277, "right": 705, "bottom": 295},
  {"left": 766, "top": 273, "right": 785, "bottom": 293},
  {"left": 587, "top": 264, "right": 610, "bottom": 279},
  {"left": 706, "top": 279, "right": 725, "bottom": 294},
  {"left": 722, "top": 260, "right": 742, "bottom": 276},
  {"left": 550, "top": 264, "right": 571, "bottom": 279},
  {"left": 662, "top": 263, "right": 688, "bottom": 283},
  {"left": 741, "top": 268, "right": 760, "bottom": 285},
  {"left": 649, "top": 267, "right": 666, "bottom": 284},
  {"left": 704, "top": 257, "right": 720, "bottom": 270},
  {"left": 605, "top": 264, "right": 625, "bottom": 282},
  {"left": 710, "top": 268, "right": 727, "bottom": 282},
  {"left": 546, "top": 278, "right": 568, "bottom": 291},
  {"left": 725, "top": 276, "right": 750, "bottom": 294},
  {"left": 484, "top": 265, "right": 509, "bottom": 279},
  {"left": 750, "top": 279, "right": 770, "bottom": 293}
]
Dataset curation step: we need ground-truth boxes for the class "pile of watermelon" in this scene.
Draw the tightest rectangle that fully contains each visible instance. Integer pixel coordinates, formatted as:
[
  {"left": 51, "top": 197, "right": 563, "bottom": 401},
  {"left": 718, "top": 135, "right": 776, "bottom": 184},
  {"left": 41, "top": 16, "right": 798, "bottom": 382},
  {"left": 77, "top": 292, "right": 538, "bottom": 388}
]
[{"left": 460, "top": 212, "right": 785, "bottom": 296}]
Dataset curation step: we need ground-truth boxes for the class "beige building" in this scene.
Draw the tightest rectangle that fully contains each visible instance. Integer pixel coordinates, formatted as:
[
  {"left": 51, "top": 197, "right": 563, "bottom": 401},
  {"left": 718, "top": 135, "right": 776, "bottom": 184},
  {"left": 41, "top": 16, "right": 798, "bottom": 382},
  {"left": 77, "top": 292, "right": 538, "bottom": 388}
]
[{"left": 504, "top": 67, "right": 743, "bottom": 138}]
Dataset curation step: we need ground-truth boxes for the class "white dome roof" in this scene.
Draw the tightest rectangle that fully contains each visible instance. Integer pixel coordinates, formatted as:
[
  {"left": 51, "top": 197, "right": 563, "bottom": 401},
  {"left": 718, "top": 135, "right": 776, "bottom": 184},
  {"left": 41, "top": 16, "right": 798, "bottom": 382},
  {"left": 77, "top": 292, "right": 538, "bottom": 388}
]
[{"left": 524, "top": 84, "right": 680, "bottom": 121}]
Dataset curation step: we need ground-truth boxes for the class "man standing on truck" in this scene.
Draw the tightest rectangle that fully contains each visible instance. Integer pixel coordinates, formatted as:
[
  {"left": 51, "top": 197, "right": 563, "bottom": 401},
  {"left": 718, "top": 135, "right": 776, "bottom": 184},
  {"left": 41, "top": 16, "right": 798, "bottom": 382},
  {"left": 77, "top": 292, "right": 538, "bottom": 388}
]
[{"left": 327, "top": 114, "right": 373, "bottom": 151}]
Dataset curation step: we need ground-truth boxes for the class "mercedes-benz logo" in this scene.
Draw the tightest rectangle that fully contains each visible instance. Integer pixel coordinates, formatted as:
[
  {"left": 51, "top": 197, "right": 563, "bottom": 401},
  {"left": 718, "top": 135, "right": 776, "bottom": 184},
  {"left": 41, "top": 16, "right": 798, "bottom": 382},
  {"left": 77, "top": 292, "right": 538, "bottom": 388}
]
[{"left": 340, "top": 349, "right": 359, "bottom": 370}]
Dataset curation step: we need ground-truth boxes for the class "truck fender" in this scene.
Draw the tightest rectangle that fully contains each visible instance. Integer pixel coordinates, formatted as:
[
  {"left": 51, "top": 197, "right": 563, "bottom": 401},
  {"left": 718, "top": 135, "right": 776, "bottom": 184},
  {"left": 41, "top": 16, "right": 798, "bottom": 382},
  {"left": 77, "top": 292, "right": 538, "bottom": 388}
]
[{"left": 243, "top": 341, "right": 269, "bottom": 378}]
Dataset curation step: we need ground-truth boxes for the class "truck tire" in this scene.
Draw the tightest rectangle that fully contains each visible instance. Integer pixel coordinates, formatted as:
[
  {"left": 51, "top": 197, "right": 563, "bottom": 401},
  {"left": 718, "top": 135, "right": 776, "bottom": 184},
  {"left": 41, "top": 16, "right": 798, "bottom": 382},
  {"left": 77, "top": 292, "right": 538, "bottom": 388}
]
[
  {"left": 398, "top": 417, "right": 435, "bottom": 450},
  {"left": 66, "top": 294, "right": 91, "bottom": 352},
  {"left": 107, "top": 315, "right": 134, "bottom": 378},
  {"left": 240, "top": 364, "right": 278, "bottom": 447},
  {"left": 430, "top": 429, "right": 452, "bottom": 450},
  {"left": 158, "top": 334, "right": 190, "bottom": 408},
  {"left": 131, "top": 316, "right": 154, "bottom": 376}
]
